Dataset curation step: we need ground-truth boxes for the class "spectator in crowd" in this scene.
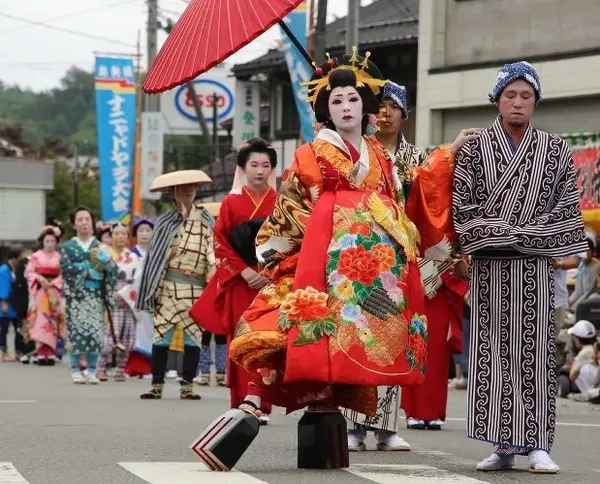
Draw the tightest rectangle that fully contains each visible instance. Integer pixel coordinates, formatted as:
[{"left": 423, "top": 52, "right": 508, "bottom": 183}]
[
  {"left": 569, "top": 236, "right": 600, "bottom": 309},
  {"left": 0, "top": 246, "right": 24, "bottom": 361},
  {"left": 566, "top": 320, "right": 599, "bottom": 401},
  {"left": 553, "top": 253, "right": 586, "bottom": 366}
]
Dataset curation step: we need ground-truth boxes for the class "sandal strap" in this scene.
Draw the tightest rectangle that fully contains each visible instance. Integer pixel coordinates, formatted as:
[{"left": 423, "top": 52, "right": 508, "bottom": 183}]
[{"left": 239, "top": 400, "right": 258, "bottom": 411}]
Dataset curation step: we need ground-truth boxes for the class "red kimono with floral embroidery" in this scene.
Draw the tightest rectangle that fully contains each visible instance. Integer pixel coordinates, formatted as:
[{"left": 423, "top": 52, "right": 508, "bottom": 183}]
[{"left": 229, "top": 128, "right": 455, "bottom": 415}]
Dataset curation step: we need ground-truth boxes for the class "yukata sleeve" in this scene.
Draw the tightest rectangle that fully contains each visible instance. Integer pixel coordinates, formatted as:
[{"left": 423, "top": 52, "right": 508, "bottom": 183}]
[
  {"left": 405, "top": 145, "right": 456, "bottom": 261},
  {"left": 214, "top": 197, "right": 250, "bottom": 283},
  {"left": 59, "top": 245, "right": 89, "bottom": 290},
  {"left": 510, "top": 142, "right": 588, "bottom": 257},
  {"left": 103, "top": 256, "right": 118, "bottom": 300},
  {"left": 255, "top": 163, "right": 312, "bottom": 280},
  {"left": 451, "top": 142, "right": 518, "bottom": 253},
  {"left": 117, "top": 255, "right": 141, "bottom": 312},
  {"left": 24, "top": 254, "right": 39, "bottom": 291},
  {"left": 0, "top": 266, "right": 10, "bottom": 304}
]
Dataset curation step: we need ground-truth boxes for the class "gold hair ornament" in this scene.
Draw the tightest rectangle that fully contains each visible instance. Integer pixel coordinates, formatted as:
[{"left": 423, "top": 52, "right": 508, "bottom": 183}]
[{"left": 302, "top": 46, "right": 388, "bottom": 104}]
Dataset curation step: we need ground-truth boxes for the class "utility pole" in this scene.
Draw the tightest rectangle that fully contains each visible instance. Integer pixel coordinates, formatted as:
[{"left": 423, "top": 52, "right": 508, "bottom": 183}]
[
  {"left": 346, "top": 0, "right": 359, "bottom": 54},
  {"left": 314, "top": 0, "right": 328, "bottom": 63},
  {"left": 146, "top": 0, "right": 159, "bottom": 112}
]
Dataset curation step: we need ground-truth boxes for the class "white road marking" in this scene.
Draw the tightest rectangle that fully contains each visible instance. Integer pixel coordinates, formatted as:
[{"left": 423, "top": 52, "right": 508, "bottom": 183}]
[
  {"left": 346, "top": 464, "right": 489, "bottom": 483},
  {"left": 413, "top": 450, "right": 451, "bottom": 456},
  {"left": 119, "top": 462, "right": 269, "bottom": 483},
  {"left": 0, "top": 400, "right": 37, "bottom": 404},
  {"left": 446, "top": 417, "right": 600, "bottom": 428},
  {"left": 0, "top": 463, "right": 30, "bottom": 484}
]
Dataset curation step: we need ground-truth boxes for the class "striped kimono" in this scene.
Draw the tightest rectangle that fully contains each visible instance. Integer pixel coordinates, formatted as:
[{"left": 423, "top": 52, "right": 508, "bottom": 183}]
[
  {"left": 136, "top": 203, "right": 215, "bottom": 347},
  {"left": 452, "top": 115, "right": 587, "bottom": 454}
]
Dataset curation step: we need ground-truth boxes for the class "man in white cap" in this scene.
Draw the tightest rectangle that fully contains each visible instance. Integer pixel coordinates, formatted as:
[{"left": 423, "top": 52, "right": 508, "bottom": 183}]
[
  {"left": 453, "top": 61, "right": 588, "bottom": 473},
  {"left": 136, "top": 170, "right": 216, "bottom": 400}
]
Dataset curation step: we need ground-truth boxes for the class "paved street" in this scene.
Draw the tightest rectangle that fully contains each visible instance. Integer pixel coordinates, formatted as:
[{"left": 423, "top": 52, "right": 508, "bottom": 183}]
[{"left": 1, "top": 362, "right": 600, "bottom": 484}]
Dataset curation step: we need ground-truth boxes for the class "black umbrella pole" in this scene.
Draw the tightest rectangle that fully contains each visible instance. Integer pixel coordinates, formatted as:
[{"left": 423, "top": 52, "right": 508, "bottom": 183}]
[{"left": 278, "top": 20, "right": 314, "bottom": 68}]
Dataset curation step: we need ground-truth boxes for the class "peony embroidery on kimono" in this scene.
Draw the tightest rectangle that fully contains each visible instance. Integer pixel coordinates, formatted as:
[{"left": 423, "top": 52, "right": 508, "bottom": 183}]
[
  {"left": 324, "top": 205, "right": 410, "bottom": 354},
  {"left": 277, "top": 287, "right": 337, "bottom": 346}
]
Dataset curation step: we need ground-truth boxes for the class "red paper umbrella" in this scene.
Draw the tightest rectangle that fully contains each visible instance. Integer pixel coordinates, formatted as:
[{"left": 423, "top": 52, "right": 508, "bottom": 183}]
[{"left": 143, "top": 0, "right": 309, "bottom": 94}]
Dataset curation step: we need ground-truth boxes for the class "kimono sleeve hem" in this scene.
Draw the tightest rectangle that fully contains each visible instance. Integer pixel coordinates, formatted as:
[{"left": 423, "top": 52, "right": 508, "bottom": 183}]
[{"left": 229, "top": 330, "right": 287, "bottom": 372}]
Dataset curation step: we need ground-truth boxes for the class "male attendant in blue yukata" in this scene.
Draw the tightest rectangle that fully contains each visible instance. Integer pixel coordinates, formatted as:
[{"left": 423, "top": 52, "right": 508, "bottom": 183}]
[{"left": 453, "top": 61, "right": 588, "bottom": 473}]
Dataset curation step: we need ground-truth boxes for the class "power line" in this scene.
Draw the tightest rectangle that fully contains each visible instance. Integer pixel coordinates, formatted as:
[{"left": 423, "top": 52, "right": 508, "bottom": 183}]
[
  {"left": 0, "top": 0, "right": 139, "bottom": 35},
  {"left": 0, "top": 10, "right": 136, "bottom": 47}
]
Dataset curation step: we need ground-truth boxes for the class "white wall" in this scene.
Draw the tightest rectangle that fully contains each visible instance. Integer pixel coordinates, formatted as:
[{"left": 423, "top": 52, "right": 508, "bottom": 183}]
[{"left": 0, "top": 188, "right": 46, "bottom": 242}]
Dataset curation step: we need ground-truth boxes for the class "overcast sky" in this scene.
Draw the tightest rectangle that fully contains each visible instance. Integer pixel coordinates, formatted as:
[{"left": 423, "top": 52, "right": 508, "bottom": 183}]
[{"left": 0, "top": 0, "right": 370, "bottom": 91}]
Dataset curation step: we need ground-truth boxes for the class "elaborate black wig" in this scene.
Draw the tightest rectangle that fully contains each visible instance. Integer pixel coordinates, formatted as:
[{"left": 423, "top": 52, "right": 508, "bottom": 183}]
[
  {"left": 309, "top": 53, "right": 384, "bottom": 133},
  {"left": 236, "top": 137, "right": 277, "bottom": 169}
]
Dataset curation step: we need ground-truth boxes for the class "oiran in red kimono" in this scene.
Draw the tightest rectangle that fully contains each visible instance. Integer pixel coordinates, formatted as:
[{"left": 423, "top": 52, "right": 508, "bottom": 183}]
[
  {"left": 191, "top": 138, "right": 277, "bottom": 422},
  {"left": 228, "top": 50, "right": 464, "bottom": 416}
]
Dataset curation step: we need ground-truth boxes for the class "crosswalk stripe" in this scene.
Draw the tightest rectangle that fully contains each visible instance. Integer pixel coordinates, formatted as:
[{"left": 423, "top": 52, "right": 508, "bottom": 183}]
[
  {"left": 119, "top": 462, "right": 269, "bottom": 483},
  {"left": 0, "top": 401, "right": 37, "bottom": 404},
  {"left": 345, "top": 464, "right": 489, "bottom": 483},
  {"left": 0, "top": 463, "right": 30, "bottom": 484}
]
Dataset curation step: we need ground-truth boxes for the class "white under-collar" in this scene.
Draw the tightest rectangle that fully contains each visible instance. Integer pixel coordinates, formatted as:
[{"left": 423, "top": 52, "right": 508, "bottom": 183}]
[{"left": 74, "top": 236, "right": 95, "bottom": 252}]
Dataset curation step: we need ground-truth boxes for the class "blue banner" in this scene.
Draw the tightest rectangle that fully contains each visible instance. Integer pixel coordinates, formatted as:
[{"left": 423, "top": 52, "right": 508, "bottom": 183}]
[
  {"left": 94, "top": 56, "right": 137, "bottom": 223},
  {"left": 280, "top": 2, "right": 315, "bottom": 143}
]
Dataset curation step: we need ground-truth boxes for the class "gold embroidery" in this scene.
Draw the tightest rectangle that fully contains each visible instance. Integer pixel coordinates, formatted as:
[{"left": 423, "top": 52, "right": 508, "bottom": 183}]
[
  {"left": 366, "top": 193, "right": 419, "bottom": 261},
  {"left": 312, "top": 138, "right": 385, "bottom": 192}
]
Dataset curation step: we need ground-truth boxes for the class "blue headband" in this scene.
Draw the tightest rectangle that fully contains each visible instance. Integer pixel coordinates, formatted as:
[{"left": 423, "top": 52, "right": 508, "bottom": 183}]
[
  {"left": 133, "top": 217, "right": 155, "bottom": 230},
  {"left": 382, "top": 81, "right": 409, "bottom": 119},
  {"left": 489, "top": 61, "right": 542, "bottom": 103}
]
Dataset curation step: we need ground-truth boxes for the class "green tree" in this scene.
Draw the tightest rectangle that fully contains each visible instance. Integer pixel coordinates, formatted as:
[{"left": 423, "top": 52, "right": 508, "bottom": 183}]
[{"left": 46, "top": 160, "right": 101, "bottom": 235}]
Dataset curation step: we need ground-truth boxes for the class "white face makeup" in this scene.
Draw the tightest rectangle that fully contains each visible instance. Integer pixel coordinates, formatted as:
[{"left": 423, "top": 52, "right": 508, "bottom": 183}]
[{"left": 328, "top": 86, "right": 363, "bottom": 133}]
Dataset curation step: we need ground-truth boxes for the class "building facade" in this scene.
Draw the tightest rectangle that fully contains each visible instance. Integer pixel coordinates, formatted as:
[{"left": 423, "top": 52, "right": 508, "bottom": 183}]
[
  {"left": 0, "top": 158, "right": 54, "bottom": 246},
  {"left": 416, "top": 0, "right": 600, "bottom": 147}
]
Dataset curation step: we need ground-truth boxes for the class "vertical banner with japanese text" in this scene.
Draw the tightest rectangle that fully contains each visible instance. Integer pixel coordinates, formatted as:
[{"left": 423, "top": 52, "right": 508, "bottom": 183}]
[
  {"left": 280, "top": 2, "right": 315, "bottom": 143},
  {"left": 140, "top": 112, "right": 164, "bottom": 200},
  {"left": 94, "top": 56, "right": 137, "bottom": 223},
  {"left": 233, "top": 81, "right": 260, "bottom": 147}
]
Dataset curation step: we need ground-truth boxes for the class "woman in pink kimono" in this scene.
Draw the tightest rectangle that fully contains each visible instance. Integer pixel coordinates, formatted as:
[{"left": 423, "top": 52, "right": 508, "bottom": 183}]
[{"left": 24, "top": 225, "right": 66, "bottom": 366}]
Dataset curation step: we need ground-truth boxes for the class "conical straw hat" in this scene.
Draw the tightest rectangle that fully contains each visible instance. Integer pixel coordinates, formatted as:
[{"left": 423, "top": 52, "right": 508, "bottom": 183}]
[{"left": 150, "top": 170, "right": 212, "bottom": 192}]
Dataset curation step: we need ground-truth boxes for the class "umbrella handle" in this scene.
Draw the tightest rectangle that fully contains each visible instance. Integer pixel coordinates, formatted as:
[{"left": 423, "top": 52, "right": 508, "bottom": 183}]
[{"left": 278, "top": 20, "right": 313, "bottom": 68}]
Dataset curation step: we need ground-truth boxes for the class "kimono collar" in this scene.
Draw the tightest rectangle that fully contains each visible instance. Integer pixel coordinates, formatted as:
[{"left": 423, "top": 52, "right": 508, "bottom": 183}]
[
  {"left": 494, "top": 115, "right": 532, "bottom": 153},
  {"left": 316, "top": 128, "right": 370, "bottom": 185},
  {"left": 74, "top": 236, "right": 95, "bottom": 252}
]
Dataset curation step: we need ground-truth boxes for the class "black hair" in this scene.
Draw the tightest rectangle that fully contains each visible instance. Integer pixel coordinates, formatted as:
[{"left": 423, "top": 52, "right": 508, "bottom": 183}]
[
  {"left": 576, "top": 335, "right": 598, "bottom": 346},
  {"left": 70, "top": 205, "right": 96, "bottom": 230},
  {"left": 7, "top": 245, "right": 22, "bottom": 261},
  {"left": 133, "top": 221, "right": 154, "bottom": 237},
  {"left": 236, "top": 138, "right": 277, "bottom": 169},
  {"left": 310, "top": 53, "right": 383, "bottom": 134},
  {"left": 96, "top": 224, "right": 111, "bottom": 239},
  {"left": 313, "top": 69, "right": 380, "bottom": 134},
  {"left": 588, "top": 239, "right": 596, "bottom": 251},
  {"left": 110, "top": 222, "right": 129, "bottom": 235},
  {"left": 37, "top": 227, "right": 60, "bottom": 247}
]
